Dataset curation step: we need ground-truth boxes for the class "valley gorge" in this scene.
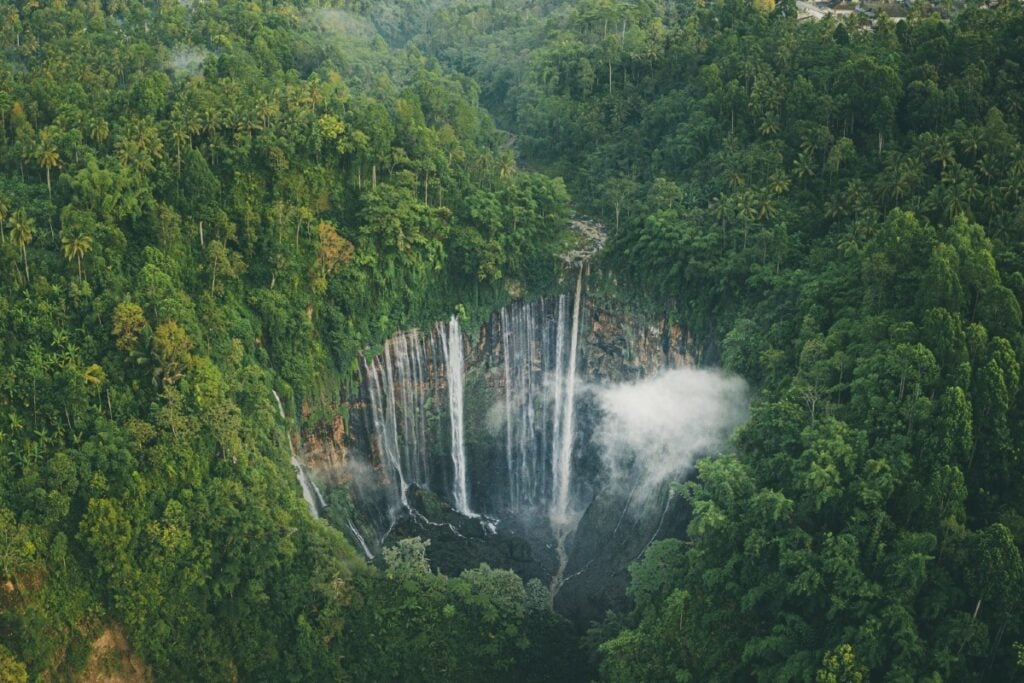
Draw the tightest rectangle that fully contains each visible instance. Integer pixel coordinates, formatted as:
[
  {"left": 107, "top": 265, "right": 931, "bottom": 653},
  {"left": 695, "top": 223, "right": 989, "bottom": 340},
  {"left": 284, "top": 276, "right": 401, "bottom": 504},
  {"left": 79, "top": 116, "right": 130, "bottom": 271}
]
[{"left": 288, "top": 263, "right": 747, "bottom": 624}]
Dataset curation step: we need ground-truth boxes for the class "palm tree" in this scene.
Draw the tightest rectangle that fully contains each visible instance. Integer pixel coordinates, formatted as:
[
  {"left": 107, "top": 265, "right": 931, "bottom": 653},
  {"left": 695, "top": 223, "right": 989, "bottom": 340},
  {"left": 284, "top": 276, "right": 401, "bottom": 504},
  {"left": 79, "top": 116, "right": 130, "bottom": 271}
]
[
  {"left": 498, "top": 154, "right": 516, "bottom": 180},
  {"left": 61, "top": 232, "right": 93, "bottom": 280},
  {"left": 793, "top": 149, "right": 815, "bottom": 182},
  {"left": 757, "top": 190, "right": 778, "bottom": 222},
  {"left": 35, "top": 130, "right": 60, "bottom": 197},
  {"left": 919, "top": 132, "right": 955, "bottom": 171},
  {"left": 9, "top": 209, "right": 34, "bottom": 281},
  {"left": 824, "top": 194, "right": 848, "bottom": 221},
  {"left": 758, "top": 113, "right": 780, "bottom": 137},
  {"left": 768, "top": 172, "right": 791, "bottom": 195},
  {"left": 115, "top": 119, "right": 164, "bottom": 175},
  {"left": 304, "top": 76, "right": 324, "bottom": 115},
  {"left": 708, "top": 193, "right": 732, "bottom": 239},
  {"left": 941, "top": 164, "right": 981, "bottom": 220},
  {"left": 171, "top": 105, "right": 202, "bottom": 146},
  {"left": 82, "top": 363, "right": 106, "bottom": 389},
  {"left": 199, "top": 105, "right": 220, "bottom": 138},
  {"left": 88, "top": 118, "right": 109, "bottom": 145},
  {"left": 735, "top": 190, "right": 758, "bottom": 223},
  {"left": 255, "top": 97, "right": 279, "bottom": 130},
  {"left": 999, "top": 164, "right": 1024, "bottom": 204},
  {"left": 957, "top": 125, "right": 982, "bottom": 162},
  {"left": 735, "top": 190, "right": 759, "bottom": 249},
  {"left": 166, "top": 119, "right": 191, "bottom": 174},
  {"left": 0, "top": 196, "right": 8, "bottom": 242}
]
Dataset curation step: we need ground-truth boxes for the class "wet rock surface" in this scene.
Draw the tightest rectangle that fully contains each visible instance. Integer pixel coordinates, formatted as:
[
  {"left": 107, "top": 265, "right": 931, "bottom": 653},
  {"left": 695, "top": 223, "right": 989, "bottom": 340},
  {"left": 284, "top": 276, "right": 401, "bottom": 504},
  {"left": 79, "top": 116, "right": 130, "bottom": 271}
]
[
  {"left": 391, "top": 487, "right": 561, "bottom": 584},
  {"left": 555, "top": 480, "right": 692, "bottom": 626}
]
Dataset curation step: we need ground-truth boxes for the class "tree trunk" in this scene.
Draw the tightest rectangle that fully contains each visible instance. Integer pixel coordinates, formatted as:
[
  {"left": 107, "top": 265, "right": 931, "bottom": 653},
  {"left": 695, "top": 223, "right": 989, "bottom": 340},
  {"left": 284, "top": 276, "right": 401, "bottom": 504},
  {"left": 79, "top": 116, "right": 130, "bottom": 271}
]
[{"left": 956, "top": 599, "right": 983, "bottom": 656}]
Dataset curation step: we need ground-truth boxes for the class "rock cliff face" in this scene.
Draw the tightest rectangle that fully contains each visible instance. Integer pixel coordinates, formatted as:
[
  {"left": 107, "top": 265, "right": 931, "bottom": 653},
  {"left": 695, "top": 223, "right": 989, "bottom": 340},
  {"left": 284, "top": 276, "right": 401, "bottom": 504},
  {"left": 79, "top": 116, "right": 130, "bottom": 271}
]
[
  {"left": 297, "top": 292, "right": 707, "bottom": 488},
  {"left": 582, "top": 302, "right": 702, "bottom": 380},
  {"left": 301, "top": 413, "right": 349, "bottom": 485},
  {"left": 293, "top": 288, "right": 711, "bottom": 624}
]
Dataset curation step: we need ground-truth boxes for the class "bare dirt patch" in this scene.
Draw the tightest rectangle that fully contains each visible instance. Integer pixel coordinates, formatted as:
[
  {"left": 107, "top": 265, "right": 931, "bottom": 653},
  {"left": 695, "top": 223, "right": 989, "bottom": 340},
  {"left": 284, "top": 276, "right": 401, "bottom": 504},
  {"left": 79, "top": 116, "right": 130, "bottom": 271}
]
[{"left": 77, "top": 626, "right": 150, "bottom": 683}]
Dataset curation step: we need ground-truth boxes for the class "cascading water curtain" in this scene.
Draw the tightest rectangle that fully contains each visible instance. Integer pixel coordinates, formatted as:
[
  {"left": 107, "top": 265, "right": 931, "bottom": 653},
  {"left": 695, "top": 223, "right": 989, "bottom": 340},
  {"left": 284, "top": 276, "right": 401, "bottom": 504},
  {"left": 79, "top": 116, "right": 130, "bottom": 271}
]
[
  {"left": 498, "top": 276, "right": 583, "bottom": 518},
  {"left": 440, "top": 316, "right": 472, "bottom": 516},
  {"left": 361, "top": 273, "right": 585, "bottom": 523},
  {"left": 551, "top": 266, "right": 584, "bottom": 524},
  {"left": 364, "top": 329, "right": 436, "bottom": 514},
  {"left": 363, "top": 321, "right": 469, "bottom": 518}
]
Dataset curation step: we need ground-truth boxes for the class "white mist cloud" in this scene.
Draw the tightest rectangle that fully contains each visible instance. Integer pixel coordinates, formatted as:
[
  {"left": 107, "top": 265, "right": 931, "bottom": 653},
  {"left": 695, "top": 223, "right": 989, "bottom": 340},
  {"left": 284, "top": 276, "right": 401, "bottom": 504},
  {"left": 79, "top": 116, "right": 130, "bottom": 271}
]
[
  {"left": 485, "top": 399, "right": 506, "bottom": 437},
  {"left": 309, "top": 9, "right": 379, "bottom": 41},
  {"left": 342, "top": 454, "right": 385, "bottom": 493},
  {"left": 589, "top": 368, "right": 750, "bottom": 493},
  {"left": 167, "top": 47, "right": 209, "bottom": 77}
]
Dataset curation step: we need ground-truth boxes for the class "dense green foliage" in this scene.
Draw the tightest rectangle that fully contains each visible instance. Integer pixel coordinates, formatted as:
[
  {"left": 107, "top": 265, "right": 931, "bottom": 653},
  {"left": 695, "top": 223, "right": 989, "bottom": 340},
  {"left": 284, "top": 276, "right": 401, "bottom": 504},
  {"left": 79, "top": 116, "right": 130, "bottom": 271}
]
[
  {"left": 377, "top": 0, "right": 1024, "bottom": 678},
  {"left": 5, "top": 0, "right": 1024, "bottom": 680},
  {"left": 342, "top": 538, "right": 579, "bottom": 682},
  {"left": 0, "top": 0, "right": 570, "bottom": 679}
]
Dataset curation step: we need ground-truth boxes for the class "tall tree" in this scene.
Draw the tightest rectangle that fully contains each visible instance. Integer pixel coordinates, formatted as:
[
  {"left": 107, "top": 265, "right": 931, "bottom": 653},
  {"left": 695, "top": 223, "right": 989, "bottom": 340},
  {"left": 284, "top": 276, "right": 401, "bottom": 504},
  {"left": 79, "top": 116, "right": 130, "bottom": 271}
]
[
  {"left": 61, "top": 231, "right": 92, "bottom": 280},
  {"left": 8, "top": 209, "right": 34, "bottom": 281}
]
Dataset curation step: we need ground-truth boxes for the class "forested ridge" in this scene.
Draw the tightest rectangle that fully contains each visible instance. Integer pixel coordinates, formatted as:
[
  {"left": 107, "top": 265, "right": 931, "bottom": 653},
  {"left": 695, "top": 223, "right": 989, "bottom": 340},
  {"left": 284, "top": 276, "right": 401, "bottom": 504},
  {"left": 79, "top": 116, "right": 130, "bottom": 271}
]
[
  {"left": 0, "top": 1, "right": 573, "bottom": 680},
  {"left": 2, "top": 0, "right": 1024, "bottom": 681}
]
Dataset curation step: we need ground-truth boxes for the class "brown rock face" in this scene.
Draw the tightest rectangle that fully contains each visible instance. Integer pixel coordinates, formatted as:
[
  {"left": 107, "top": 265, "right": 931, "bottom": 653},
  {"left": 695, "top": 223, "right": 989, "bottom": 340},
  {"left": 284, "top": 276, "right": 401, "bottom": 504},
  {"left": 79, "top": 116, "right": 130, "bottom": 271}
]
[
  {"left": 462, "top": 295, "right": 702, "bottom": 389},
  {"left": 301, "top": 406, "right": 352, "bottom": 486},
  {"left": 582, "top": 303, "right": 698, "bottom": 382},
  {"left": 78, "top": 625, "right": 151, "bottom": 683}
]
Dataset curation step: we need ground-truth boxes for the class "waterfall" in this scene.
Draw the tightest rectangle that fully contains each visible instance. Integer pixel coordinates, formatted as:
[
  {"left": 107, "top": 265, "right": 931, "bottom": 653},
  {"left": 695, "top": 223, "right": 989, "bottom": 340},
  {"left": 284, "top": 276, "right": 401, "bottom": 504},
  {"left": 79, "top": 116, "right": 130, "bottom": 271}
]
[
  {"left": 357, "top": 274, "right": 586, "bottom": 522},
  {"left": 272, "top": 389, "right": 286, "bottom": 419},
  {"left": 498, "top": 284, "right": 583, "bottom": 517},
  {"left": 502, "top": 298, "right": 558, "bottom": 511},
  {"left": 362, "top": 320, "right": 489, "bottom": 519},
  {"left": 441, "top": 316, "right": 472, "bottom": 516},
  {"left": 347, "top": 520, "right": 375, "bottom": 560},
  {"left": 310, "top": 478, "right": 327, "bottom": 508},
  {"left": 364, "top": 355, "right": 410, "bottom": 511},
  {"left": 501, "top": 306, "right": 516, "bottom": 506},
  {"left": 551, "top": 267, "right": 584, "bottom": 524},
  {"left": 274, "top": 389, "right": 321, "bottom": 518},
  {"left": 292, "top": 459, "right": 321, "bottom": 518},
  {"left": 549, "top": 296, "right": 566, "bottom": 512},
  {"left": 363, "top": 328, "right": 446, "bottom": 517}
]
